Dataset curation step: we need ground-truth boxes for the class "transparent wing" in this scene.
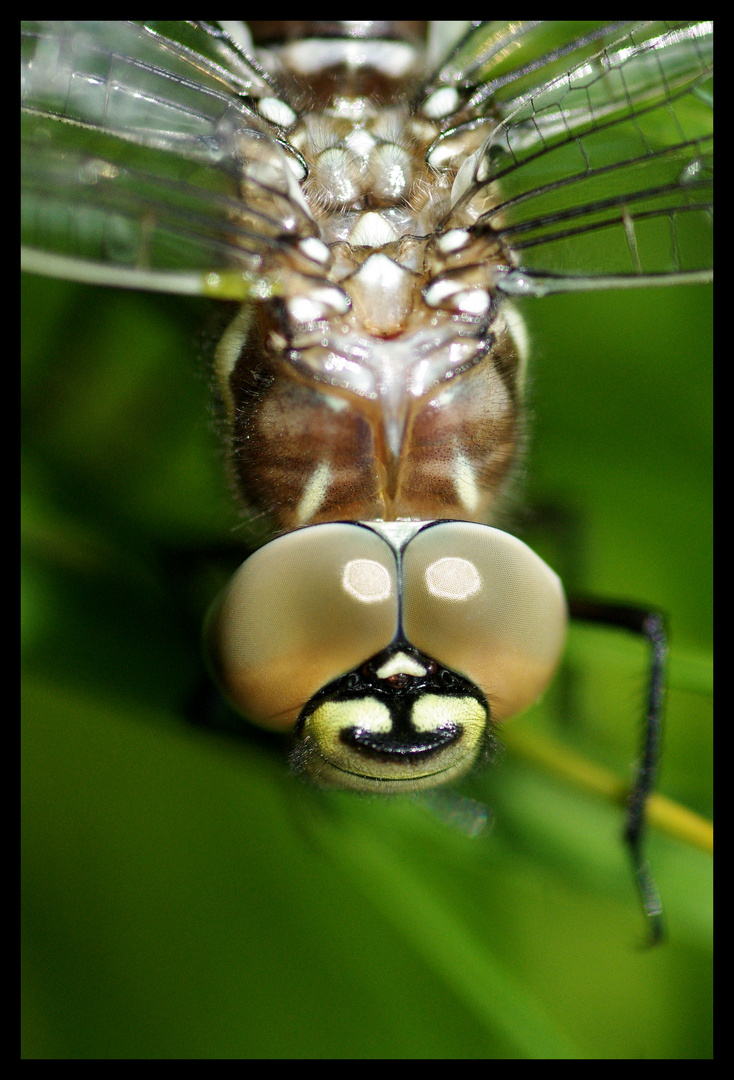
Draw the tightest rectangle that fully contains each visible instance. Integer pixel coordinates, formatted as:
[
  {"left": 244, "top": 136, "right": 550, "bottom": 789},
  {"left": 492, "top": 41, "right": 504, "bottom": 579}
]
[
  {"left": 21, "top": 21, "right": 314, "bottom": 299},
  {"left": 428, "top": 21, "right": 713, "bottom": 294}
]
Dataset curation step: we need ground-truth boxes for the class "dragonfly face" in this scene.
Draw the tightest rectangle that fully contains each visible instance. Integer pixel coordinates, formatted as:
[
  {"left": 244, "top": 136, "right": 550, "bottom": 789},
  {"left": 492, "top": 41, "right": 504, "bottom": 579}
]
[
  {"left": 208, "top": 520, "right": 566, "bottom": 789},
  {"left": 21, "top": 21, "right": 713, "bottom": 793}
]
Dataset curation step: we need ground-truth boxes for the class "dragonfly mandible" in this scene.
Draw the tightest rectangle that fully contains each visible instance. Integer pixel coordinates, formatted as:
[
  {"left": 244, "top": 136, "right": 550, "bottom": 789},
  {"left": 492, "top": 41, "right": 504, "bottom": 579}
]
[{"left": 21, "top": 20, "right": 713, "bottom": 939}]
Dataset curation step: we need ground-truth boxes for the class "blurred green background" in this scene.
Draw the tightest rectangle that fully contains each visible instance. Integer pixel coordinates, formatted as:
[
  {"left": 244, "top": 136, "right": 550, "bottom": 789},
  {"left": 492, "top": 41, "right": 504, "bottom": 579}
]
[{"left": 21, "top": 269, "right": 712, "bottom": 1059}]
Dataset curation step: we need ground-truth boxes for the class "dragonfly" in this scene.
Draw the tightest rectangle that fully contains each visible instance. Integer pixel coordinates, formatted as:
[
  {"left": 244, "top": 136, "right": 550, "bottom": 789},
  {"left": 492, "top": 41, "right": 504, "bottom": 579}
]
[{"left": 21, "top": 20, "right": 713, "bottom": 940}]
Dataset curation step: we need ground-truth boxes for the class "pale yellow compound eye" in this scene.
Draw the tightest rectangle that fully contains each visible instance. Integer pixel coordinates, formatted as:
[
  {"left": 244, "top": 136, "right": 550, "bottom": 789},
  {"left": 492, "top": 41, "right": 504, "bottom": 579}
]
[
  {"left": 207, "top": 523, "right": 398, "bottom": 731},
  {"left": 402, "top": 522, "right": 567, "bottom": 722}
]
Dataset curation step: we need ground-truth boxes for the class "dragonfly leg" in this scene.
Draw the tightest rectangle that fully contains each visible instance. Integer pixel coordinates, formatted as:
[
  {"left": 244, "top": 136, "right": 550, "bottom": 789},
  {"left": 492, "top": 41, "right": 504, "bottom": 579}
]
[{"left": 568, "top": 598, "right": 667, "bottom": 945}]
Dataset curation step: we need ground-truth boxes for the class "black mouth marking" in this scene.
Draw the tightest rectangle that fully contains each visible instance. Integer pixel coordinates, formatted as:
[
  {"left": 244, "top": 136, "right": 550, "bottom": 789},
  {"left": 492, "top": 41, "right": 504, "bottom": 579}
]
[{"left": 341, "top": 719, "right": 462, "bottom": 763}]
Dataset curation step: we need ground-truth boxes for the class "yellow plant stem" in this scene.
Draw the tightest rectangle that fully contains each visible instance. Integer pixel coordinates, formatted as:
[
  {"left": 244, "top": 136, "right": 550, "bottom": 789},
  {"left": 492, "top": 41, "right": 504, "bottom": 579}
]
[{"left": 504, "top": 724, "right": 713, "bottom": 855}]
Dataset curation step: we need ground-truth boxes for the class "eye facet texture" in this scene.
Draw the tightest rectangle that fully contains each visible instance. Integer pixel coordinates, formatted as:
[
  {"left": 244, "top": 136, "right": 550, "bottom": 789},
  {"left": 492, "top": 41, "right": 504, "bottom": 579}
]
[
  {"left": 403, "top": 522, "right": 567, "bottom": 721},
  {"left": 208, "top": 524, "right": 398, "bottom": 730}
]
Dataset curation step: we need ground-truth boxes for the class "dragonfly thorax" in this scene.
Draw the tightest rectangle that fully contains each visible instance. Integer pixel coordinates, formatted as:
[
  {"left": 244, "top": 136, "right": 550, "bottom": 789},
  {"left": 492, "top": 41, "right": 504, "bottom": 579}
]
[
  {"left": 215, "top": 232, "right": 525, "bottom": 533},
  {"left": 215, "top": 32, "right": 524, "bottom": 535}
]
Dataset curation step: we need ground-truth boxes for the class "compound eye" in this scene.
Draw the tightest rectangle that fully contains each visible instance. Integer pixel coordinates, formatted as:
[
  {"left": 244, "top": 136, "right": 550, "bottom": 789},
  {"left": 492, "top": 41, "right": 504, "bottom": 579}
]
[
  {"left": 402, "top": 523, "right": 567, "bottom": 721},
  {"left": 207, "top": 524, "right": 398, "bottom": 731}
]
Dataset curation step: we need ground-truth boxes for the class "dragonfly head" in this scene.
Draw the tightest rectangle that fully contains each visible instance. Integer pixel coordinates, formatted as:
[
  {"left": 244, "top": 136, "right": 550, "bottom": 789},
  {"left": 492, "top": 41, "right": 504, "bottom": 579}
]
[{"left": 206, "top": 520, "right": 567, "bottom": 792}]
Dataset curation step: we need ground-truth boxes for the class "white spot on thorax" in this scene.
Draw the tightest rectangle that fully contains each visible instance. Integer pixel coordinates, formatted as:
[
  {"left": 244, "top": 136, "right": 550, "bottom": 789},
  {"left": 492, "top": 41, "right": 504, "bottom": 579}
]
[
  {"left": 294, "top": 461, "right": 332, "bottom": 524},
  {"left": 422, "top": 86, "right": 460, "bottom": 119},
  {"left": 348, "top": 212, "right": 399, "bottom": 247},
  {"left": 258, "top": 96, "right": 297, "bottom": 128},
  {"left": 452, "top": 452, "right": 481, "bottom": 514},
  {"left": 437, "top": 228, "right": 470, "bottom": 254}
]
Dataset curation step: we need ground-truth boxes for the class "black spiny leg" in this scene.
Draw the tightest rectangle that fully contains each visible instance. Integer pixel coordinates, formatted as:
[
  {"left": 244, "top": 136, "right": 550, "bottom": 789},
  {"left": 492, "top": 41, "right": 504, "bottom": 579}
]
[{"left": 568, "top": 599, "right": 668, "bottom": 946}]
